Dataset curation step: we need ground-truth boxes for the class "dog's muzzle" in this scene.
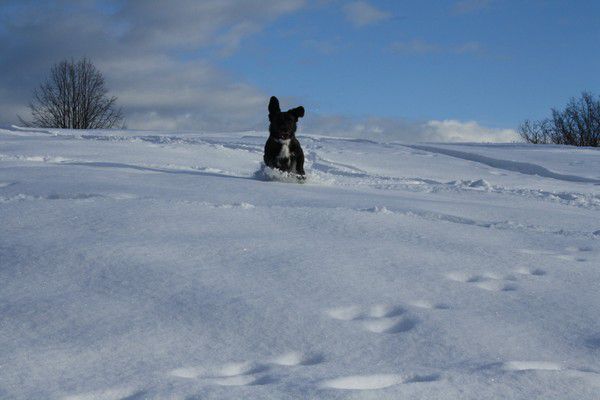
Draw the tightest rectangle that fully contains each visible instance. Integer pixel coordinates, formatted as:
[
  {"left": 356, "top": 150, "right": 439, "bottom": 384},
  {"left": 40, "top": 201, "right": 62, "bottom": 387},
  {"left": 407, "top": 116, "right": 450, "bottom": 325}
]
[{"left": 274, "top": 132, "right": 291, "bottom": 140}]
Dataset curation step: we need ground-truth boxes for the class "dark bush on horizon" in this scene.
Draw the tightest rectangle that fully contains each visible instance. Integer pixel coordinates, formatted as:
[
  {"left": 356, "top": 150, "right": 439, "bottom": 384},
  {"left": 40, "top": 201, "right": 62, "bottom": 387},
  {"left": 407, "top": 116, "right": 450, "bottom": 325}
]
[
  {"left": 519, "top": 92, "right": 600, "bottom": 147},
  {"left": 19, "top": 58, "right": 124, "bottom": 129}
]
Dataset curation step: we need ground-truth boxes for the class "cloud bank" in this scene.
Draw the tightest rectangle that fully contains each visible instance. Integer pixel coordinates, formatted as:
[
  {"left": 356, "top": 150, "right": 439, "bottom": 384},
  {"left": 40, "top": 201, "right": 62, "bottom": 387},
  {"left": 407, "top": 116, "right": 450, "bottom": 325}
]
[
  {"left": 302, "top": 114, "right": 518, "bottom": 143},
  {"left": 0, "top": 0, "right": 517, "bottom": 143},
  {"left": 0, "top": 0, "right": 304, "bottom": 131}
]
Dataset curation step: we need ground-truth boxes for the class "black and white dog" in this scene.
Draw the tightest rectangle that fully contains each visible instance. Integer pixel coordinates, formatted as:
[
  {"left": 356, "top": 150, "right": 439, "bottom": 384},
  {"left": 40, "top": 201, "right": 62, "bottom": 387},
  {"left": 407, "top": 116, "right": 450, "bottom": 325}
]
[{"left": 263, "top": 96, "right": 306, "bottom": 179}]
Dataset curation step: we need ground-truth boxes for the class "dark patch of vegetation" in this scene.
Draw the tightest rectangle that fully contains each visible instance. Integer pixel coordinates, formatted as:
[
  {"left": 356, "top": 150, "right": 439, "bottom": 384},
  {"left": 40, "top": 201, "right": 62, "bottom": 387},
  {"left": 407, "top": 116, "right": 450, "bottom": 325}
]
[
  {"left": 19, "top": 58, "right": 123, "bottom": 129},
  {"left": 519, "top": 92, "right": 599, "bottom": 147}
]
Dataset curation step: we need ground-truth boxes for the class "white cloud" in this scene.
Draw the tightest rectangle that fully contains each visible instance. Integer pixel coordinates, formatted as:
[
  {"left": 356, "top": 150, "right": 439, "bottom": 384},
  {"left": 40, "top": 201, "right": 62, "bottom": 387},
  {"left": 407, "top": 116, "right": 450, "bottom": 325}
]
[
  {"left": 117, "top": 0, "right": 305, "bottom": 51},
  {"left": 302, "top": 114, "right": 518, "bottom": 143},
  {"left": 97, "top": 56, "right": 264, "bottom": 131},
  {"left": 424, "top": 120, "right": 519, "bottom": 142},
  {"left": 343, "top": 1, "right": 391, "bottom": 27},
  {"left": 0, "top": 0, "right": 305, "bottom": 131}
]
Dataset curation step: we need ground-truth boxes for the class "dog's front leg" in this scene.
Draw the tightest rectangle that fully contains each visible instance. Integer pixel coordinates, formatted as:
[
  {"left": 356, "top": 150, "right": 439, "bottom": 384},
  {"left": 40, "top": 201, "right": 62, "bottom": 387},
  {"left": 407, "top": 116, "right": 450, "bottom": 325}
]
[{"left": 294, "top": 145, "right": 306, "bottom": 178}]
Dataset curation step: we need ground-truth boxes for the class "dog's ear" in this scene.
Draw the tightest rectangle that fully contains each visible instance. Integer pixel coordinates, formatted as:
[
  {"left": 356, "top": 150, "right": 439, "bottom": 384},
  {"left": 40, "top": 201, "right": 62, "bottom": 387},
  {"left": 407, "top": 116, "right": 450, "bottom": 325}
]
[
  {"left": 288, "top": 106, "right": 305, "bottom": 120},
  {"left": 268, "top": 96, "right": 281, "bottom": 115}
]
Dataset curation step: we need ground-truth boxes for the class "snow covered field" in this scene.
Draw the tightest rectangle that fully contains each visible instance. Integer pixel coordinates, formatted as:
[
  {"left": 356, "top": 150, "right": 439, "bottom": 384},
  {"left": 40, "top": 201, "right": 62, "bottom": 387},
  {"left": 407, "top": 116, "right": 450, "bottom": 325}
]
[{"left": 1, "top": 126, "right": 599, "bottom": 399}]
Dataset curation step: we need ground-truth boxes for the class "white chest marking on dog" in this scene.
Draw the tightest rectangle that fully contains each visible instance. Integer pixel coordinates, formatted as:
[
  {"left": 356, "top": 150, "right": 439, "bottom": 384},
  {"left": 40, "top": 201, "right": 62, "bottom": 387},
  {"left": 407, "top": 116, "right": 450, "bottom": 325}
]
[{"left": 276, "top": 139, "right": 291, "bottom": 159}]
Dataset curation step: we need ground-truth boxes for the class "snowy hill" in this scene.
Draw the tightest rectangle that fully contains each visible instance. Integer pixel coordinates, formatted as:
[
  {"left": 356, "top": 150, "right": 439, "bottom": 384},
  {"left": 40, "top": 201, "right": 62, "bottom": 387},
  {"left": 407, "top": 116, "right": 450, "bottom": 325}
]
[{"left": 1, "top": 126, "right": 599, "bottom": 399}]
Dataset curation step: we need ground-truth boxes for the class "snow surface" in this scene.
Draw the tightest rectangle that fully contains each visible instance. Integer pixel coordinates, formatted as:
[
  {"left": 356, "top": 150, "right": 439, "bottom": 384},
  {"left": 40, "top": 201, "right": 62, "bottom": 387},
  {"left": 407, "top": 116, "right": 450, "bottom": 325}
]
[{"left": 1, "top": 126, "right": 599, "bottom": 399}]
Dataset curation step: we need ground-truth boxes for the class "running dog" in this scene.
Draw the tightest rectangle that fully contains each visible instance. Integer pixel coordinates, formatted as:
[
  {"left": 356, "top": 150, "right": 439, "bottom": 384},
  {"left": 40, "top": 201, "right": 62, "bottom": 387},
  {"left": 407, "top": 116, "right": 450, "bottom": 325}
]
[{"left": 263, "top": 96, "right": 306, "bottom": 178}]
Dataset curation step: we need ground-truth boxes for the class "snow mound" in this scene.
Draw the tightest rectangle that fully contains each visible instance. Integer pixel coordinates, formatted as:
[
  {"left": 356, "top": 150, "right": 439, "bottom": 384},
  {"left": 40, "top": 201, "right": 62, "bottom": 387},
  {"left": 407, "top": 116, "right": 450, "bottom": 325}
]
[
  {"left": 253, "top": 163, "right": 306, "bottom": 183},
  {"left": 253, "top": 162, "right": 334, "bottom": 185},
  {"left": 448, "top": 178, "right": 492, "bottom": 190}
]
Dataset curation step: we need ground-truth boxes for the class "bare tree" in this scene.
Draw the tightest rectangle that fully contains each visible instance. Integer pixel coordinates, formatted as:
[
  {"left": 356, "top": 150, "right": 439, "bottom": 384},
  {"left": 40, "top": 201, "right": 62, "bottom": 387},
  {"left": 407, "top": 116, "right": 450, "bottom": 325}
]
[
  {"left": 519, "top": 92, "right": 600, "bottom": 147},
  {"left": 518, "top": 119, "right": 551, "bottom": 144},
  {"left": 19, "top": 58, "right": 124, "bottom": 129}
]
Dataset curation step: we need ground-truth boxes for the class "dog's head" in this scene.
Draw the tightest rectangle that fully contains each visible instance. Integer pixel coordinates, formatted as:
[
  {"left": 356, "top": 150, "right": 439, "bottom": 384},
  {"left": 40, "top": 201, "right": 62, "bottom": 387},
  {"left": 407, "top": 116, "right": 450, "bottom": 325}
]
[{"left": 268, "top": 96, "right": 304, "bottom": 140}]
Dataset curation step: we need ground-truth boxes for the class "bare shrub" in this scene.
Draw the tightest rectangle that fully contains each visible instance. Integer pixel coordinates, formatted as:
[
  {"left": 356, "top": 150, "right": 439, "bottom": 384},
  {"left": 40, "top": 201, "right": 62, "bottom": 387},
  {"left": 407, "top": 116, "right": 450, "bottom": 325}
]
[
  {"left": 519, "top": 92, "right": 600, "bottom": 147},
  {"left": 19, "top": 58, "right": 123, "bottom": 129}
]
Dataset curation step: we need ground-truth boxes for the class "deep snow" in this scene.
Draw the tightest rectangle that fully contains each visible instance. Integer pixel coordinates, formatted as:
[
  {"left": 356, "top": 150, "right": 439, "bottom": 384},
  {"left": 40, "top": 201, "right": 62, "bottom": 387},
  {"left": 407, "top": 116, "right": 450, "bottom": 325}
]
[{"left": 1, "top": 126, "right": 599, "bottom": 399}]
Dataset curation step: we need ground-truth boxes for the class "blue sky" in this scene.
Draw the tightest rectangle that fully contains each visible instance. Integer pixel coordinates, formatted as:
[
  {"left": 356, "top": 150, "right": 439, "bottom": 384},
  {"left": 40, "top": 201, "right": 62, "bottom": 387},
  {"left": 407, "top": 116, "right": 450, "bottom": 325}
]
[
  {"left": 1, "top": 0, "right": 599, "bottom": 141},
  {"left": 222, "top": 0, "right": 600, "bottom": 127}
]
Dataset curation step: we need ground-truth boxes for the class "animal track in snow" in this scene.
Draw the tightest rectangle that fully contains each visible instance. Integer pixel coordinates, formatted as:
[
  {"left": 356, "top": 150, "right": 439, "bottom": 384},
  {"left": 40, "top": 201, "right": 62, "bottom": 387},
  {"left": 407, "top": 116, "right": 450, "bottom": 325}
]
[
  {"left": 170, "top": 367, "right": 204, "bottom": 379},
  {"left": 269, "top": 351, "right": 325, "bottom": 366},
  {"left": 170, "top": 351, "right": 324, "bottom": 387},
  {"left": 557, "top": 245, "right": 594, "bottom": 262},
  {"left": 446, "top": 272, "right": 517, "bottom": 292},
  {"left": 501, "top": 361, "right": 562, "bottom": 371},
  {"left": 212, "top": 374, "right": 275, "bottom": 386},
  {"left": 554, "top": 254, "right": 588, "bottom": 262},
  {"left": 514, "top": 267, "right": 547, "bottom": 276},
  {"left": 325, "top": 305, "right": 364, "bottom": 321},
  {"left": 171, "top": 361, "right": 267, "bottom": 379},
  {"left": 476, "top": 280, "right": 517, "bottom": 292},
  {"left": 62, "top": 387, "right": 146, "bottom": 400},
  {"left": 170, "top": 360, "right": 272, "bottom": 386},
  {"left": 408, "top": 300, "right": 450, "bottom": 310},
  {"left": 320, "top": 373, "right": 440, "bottom": 390},
  {"left": 325, "top": 303, "right": 427, "bottom": 335},
  {"left": 325, "top": 304, "right": 405, "bottom": 321},
  {"left": 496, "top": 361, "right": 600, "bottom": 387},
  {"left": 215, "top": 361, "right": 269, "bottom": 377},
  {"left": 320, "top": 374, "right": 404, "bottom": 390},
  {"left": 363, "top": 317, "right": 419, "bottom": 334},
  {"left": 520, "top": 246, "right": 594, "bottom": 263}
]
